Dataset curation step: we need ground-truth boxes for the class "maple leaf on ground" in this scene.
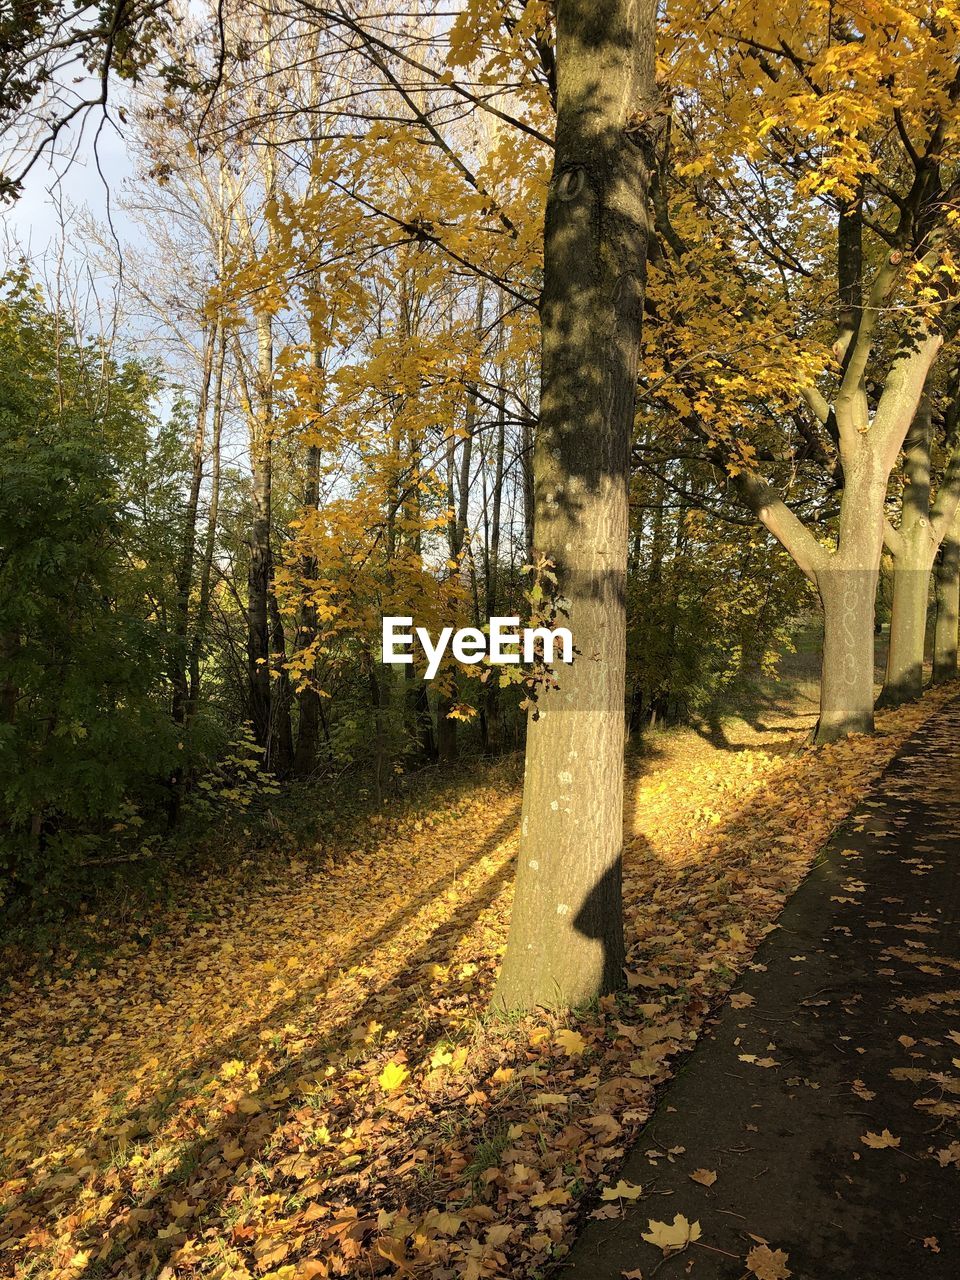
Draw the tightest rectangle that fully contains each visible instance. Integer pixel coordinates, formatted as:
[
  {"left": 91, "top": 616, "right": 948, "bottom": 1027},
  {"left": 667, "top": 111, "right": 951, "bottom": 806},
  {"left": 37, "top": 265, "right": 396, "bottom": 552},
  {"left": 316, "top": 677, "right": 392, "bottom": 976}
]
[
  {"left": 378, "top": 1061, "right": 410, "bottom": 1092},
  {"left": 530, "top": 1187, "right": 570, "bottom": 1207},
  {"left": 641, "top": 1214, "right": 701, "bottom": 1255},
  {"left": 861, "top": 1129, "right": 900, "bottom": 1149},
  {"left": 689, "top": 1167, "right": 717, "bottom": 1186},
  {"left": 746, "top": 1243, "right": 792, "bottom": 1278},
  {"left": 601, "top": 1179, "right": 644, "bottom": 1201},
  {"left": 554, "top": 1028, "right": 587, "bottom": 1056}
]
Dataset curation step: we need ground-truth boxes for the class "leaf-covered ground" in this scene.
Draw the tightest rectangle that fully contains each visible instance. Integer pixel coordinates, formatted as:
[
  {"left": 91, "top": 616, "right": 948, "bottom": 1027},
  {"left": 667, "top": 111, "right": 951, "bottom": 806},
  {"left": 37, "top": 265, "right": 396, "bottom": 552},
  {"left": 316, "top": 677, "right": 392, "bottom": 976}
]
[{"left": 1, "top": 687, "right": 953, "bottom": 1280}]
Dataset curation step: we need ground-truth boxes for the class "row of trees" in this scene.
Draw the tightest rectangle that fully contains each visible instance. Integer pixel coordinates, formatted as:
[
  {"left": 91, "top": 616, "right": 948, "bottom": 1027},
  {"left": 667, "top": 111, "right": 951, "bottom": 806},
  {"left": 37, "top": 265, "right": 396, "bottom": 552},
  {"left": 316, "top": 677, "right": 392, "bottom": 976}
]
[{"left": 2, "top": 0, "right": 959, "bottom": 1005}]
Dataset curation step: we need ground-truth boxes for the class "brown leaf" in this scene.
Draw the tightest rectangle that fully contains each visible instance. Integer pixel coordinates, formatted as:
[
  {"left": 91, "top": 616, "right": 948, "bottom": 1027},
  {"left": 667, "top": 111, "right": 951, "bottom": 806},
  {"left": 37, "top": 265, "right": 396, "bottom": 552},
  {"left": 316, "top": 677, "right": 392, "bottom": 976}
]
[
  {"left": 860, "top": 1129, "right": 900, "bottom": 1149},
  {"left": 746, "top": 1243, "right": 792, "bottom": 1278}
]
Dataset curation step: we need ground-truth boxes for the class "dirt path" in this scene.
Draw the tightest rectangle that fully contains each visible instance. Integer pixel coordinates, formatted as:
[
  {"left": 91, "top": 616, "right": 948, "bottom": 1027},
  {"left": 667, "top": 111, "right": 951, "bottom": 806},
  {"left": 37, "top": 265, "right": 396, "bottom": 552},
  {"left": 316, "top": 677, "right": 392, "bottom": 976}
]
[{"left": 563, "top": 696, "right": 960, "bottom": 1279}]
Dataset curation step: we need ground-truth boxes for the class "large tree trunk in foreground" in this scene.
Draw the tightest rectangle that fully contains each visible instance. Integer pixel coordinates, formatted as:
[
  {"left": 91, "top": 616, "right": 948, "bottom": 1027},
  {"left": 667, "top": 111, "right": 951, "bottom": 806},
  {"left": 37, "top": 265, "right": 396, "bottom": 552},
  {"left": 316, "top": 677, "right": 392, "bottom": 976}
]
[
  {"left": 933, "top": 528, "right": 960, "bottom": 683},
  {"left": 817, "top": 564, "right": 879, "bottom": 740},
  {"left": 493, "top": 0, "right": 656, "bottom": 1013}
]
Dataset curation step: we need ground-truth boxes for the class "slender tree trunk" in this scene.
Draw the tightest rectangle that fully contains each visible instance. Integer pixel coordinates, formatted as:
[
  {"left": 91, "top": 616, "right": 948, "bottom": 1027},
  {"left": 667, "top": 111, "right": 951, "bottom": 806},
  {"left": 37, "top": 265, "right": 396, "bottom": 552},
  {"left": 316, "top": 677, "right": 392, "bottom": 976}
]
[
  {"left": 188, "top": 334, "right": 225, "bottom": 719},
  {"left": 171, "top": 322, "right": 216, "bottom": 730},
  {"left": 484, "top": 377, "right": 507, "bottom": 754},
  {"left": 493, "top": 0, "right": 656, "bottom": 1013},
  {"left": 247, "top": 314, "right": 274, "bottom": 751},
  {"left": 521, "top": 410, "right": 535, "bottom": 562},
  {"left": 437, "top": 289, "right": 485, "bottom": 763},
  {"left": 0, "top": 628, "right": 18, "bottom": 725},
  {"left": 269, "top": 577, "right": 295, "bottom": 774},
  {"left": 363, "top": 646, "right": 386, "bottom": 804},
  {"left": 293, "top": 442, "right": 323, "bottom": 777},
  {"left": 933, "top": 526, "right": 960, "bottom": 682},
  {"left": 166, "top": 323, "right": 218, "bottom": 827}
]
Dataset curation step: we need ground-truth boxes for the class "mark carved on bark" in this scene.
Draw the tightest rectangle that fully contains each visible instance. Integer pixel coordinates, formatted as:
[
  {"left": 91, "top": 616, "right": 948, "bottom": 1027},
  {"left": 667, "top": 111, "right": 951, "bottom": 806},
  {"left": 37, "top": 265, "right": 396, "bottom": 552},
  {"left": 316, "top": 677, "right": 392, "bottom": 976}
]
[{"left": 555, "top": 166, "right": 587, "bottom": 201}]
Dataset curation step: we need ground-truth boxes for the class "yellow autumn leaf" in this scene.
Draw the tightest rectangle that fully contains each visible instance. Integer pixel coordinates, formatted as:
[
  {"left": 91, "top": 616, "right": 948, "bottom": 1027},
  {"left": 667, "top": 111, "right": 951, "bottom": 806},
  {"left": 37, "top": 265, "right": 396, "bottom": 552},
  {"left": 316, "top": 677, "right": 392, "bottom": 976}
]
[
  {"left": 641, "top": 1213, "right": 701, "bottom": 1254},
  {"left": 601, "top": 1179, "right": 643, "bottom": 1201},
  {"left": 530, "top": 1187, "right": 571, "bottom": 1207},
  {"left": 861, "top": 1129, "right": 900, "bottom": 1149},
  {"left": 378, "top": 1061, "right": 410, "bottom": 1092},
  {"left": 554, "top": 1028, "right": 587, "bottom": 1056}
]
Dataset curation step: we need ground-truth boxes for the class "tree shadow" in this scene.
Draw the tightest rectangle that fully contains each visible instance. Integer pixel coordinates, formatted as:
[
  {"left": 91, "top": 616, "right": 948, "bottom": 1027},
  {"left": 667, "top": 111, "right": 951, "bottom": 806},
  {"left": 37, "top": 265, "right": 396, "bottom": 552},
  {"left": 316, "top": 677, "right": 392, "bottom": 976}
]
[
  {"left": 2, "top": 802, "right": 522, "bottom": 1263},
  {"left": 17, "top": 837, "right": 517, "bottom": 1277}
]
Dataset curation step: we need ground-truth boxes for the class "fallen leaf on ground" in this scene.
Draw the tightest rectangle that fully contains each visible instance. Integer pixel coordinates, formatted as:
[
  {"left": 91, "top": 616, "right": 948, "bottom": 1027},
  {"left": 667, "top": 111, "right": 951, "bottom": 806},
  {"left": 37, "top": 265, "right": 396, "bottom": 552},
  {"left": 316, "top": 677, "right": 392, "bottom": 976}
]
[
  {"left": 601, "top": 1180, "right": 644, "bottom": 1201},
  {"left": 746, "top": 1243, "right": 792, "bottom": 1278},
  {"left": 378, "top": 1061, "right": 410, "bottom": 1092},
  {"left": 641, "top": 1214, "right": 701, "bottom": 1255},
  {"left": 861, "top": 1129, "right": 900, "bottom": 1149}
]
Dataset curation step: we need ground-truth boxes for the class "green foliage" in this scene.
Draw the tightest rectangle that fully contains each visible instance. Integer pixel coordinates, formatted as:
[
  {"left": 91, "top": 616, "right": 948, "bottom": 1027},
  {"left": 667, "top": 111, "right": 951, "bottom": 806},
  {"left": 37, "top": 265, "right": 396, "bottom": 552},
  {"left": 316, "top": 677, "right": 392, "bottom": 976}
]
[
  {"left": 626, "top": 496, "right": 809, "bottom": 729},
  {"left": 186, "top": 722, "right": 280, "bottom": 819},
  {"left": 0, "top": 275, "right": 178, "bottom": 911}
]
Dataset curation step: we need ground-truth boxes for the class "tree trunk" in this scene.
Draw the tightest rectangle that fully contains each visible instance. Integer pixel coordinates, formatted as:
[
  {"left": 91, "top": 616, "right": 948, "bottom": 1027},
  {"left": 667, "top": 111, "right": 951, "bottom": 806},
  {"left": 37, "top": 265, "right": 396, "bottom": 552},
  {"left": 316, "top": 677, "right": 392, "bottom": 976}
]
[
  {"left": 879, "top": 394, "right": 935, "bottom": 706},
  {"left": 171, "top": 321, "right": 216, "bottom": 729},
  {"left": 247, "top": 314, "right": 274, "bottom": 752},
  {"left": 882, "top": 548, "right": 933, "bottom": 704},
  {"left": 188, "top": 331, "right": 225, "bottom": 720},
  {"left": 933, "top": 528, "right": 960, "bottom": 683},
  {"left": 167, "top": 322, "right": 218, "bottom": 827},
  {"left": 435, "top": 691, "right": 458, "bottom": 762},
  {"left": 364, "top": 647, "right": 386, "bottom": 804},
  {"left": 817, "top": 564, "right": 879, "bottom": 740},
  {"left": 269, "top": 578, "right": 295, "bottom": 774},
  {"left": 1, "top": 628, "right": 18, "bottom": 725},
  {"left": 484, "top": 374, "right": 506, "bottom": 754},
  {"left": 293, "top": 442, "right": 323, "bottom": 777},
  {"left": 492, "top": 0, "right": 655, "bottom": 1013}
]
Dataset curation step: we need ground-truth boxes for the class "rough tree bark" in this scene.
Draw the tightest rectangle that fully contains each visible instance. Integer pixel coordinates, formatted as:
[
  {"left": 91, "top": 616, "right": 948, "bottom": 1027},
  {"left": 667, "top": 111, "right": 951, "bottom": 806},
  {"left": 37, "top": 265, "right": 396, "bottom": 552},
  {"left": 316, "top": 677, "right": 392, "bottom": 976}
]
[
  {"left": 735, "top": 252, "right": 942, "bottom": 740},
  {"left": 492, "top": 0, "right": 656, "bottom": 1013},
  {"left": 933, "top": 518, "right": 960, "bottom": 682},
  {"left": 881, "top": 387, "right": 960, "bottom": 705}
]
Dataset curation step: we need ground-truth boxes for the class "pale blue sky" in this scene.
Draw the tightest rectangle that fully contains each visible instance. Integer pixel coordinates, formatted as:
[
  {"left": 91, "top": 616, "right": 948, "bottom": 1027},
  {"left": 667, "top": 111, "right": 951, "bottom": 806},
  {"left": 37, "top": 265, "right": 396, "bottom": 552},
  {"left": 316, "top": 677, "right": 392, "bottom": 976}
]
[{"left": 2, "top": 103, "right": 137, "bottom": 267}]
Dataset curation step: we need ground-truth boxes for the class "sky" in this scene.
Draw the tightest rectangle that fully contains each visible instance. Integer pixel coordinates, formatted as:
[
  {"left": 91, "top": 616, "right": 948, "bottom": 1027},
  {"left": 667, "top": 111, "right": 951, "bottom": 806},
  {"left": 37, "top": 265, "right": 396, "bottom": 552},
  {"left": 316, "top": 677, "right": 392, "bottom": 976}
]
[{"left": 1, "top": 101, "right": 138, "bottom": 273}]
